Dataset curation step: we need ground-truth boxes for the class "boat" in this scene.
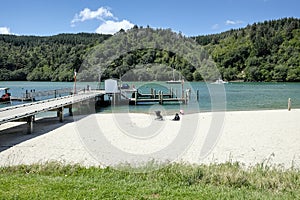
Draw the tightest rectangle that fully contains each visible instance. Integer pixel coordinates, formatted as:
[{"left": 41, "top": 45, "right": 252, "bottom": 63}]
[
  {"left": 211, "top": 77, "right": 228, "bottom": 84},
  {"left": 166, "top": 80, "right": 182, "bottom": 84},
  {"left": 0, "top": 87, "right": 11, "bottom": 102},
  {"left": 166, "top": 69, "right": 182, "bottom": 84}
]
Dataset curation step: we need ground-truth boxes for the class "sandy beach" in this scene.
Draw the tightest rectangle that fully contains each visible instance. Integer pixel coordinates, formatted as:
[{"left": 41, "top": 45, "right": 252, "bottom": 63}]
[{"left": 0, "top": 109, "right": 299, "bottom": 169}]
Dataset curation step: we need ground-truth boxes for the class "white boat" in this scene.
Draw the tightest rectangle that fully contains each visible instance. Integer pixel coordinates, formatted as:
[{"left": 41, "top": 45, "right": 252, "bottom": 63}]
[
  {"left": 166, "top": 80, "right": 182, "bottom": 84},
  {"left": 211, "top": 78, "right": 228, "bottom": 84},
  {"left": 166, "top": 69, "right": 182, "bottom": 84}
]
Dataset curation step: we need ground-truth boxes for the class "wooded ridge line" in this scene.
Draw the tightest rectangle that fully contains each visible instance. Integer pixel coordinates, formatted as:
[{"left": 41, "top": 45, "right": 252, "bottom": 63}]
[{"left": 0, "top": 18, "right": 299, "bottom": 82}]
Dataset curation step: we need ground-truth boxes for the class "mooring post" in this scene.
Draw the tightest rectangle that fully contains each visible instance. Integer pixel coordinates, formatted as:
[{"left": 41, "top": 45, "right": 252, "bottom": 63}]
[
  {"left": 113, "top": 93, "right": 116, "bottom": 105},
  {"left": 288, "top": 98, "right": 292, "bottom": 111},
  {"left": 185, "top": 91, "right": 188, "bottom": 104},
  {"left": 26, "top": 115, "right": 34, "bottom": 134},
  {"left": 196, "top": 90, "right": 200, "bottom": 102},
  {"left": 181, "top": 80, "right": 184, "bottom": 99}
]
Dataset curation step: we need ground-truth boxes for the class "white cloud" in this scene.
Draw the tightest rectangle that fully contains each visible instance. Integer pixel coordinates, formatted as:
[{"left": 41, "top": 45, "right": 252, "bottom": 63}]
[
  {"left": 225, "top": 20, "right": 243, "bottom": 25},
  {"left": 212, "top": 24, "right": 219, "bottom": 30},
  {"left": 71, "top": 7, "right": 115, "bottom": 26},
  {"left": 71, "top": 7, "right": 135, "bottom": 34},
  {"left": 0, "top": 27, "right": 12, "bottom": 34},
  {"left": 96, "top": 20, "right": 134, "bottom": 34}
]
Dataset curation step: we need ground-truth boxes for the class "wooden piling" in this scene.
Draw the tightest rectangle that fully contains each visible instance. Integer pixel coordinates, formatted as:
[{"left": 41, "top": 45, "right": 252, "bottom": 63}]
[
  {"left": 113, "top": 93, "right": 116, "bottom": 105},
  {"left": 26, "top": 115, "right": 34, "bottom": 134},
  {"left": 134, "top": 91, "right": 137, "bottom": 105},
  {"left": 58, "top": 107, "right": 64, "bottom": 122},
  {"left": 288, "top": 98, "right": 292, "bottom": 111},
  {"left": 196, "top": 90, "right": 200, "bottom": 102},
  {"left": 69, "top": 106, "right": 73, "bottom": 116},
  {"left": 160, "top": 91, "right": 163, "bottom": 104}
]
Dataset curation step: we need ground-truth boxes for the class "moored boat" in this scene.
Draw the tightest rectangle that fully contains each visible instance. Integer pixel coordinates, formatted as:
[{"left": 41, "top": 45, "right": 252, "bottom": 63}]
[
  {"left": 211, "top": 77, "right": 228, "bottom": 84},
  {"left": 166, "top": 68, "right": 182, "bottom": 84},
  {"left": 0, "top": 87, "right": 11, "bottom": 102}
]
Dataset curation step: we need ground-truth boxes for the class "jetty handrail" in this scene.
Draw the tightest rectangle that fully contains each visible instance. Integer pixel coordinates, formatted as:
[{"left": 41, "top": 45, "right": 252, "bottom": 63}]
[
  {"left": 0, "top": 95, "right": 73, "bottom": 112},
  {"left": 0, "top": 90, "right": 96, "bottom": 113},
  {"left": 0, "top": 91, "right": 103, "bottom": 125},
  {"left": 22, "top": 87, "right": 73, "bottom": 98}
]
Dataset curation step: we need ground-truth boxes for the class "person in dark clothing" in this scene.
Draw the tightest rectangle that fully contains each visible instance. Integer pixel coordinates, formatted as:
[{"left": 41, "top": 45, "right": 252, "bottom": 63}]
[{"left": 172, "top": 113, "right": 180, "bottom": 121}]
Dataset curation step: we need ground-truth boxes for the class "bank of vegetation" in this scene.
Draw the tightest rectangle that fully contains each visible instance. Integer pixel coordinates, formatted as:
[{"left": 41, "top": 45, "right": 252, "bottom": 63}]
[
  {"left": 194, "top": 17, "right": 300, "bottom": 82},
  {"left": 0, "top": 18, "right": 299, "bottom": 82}
]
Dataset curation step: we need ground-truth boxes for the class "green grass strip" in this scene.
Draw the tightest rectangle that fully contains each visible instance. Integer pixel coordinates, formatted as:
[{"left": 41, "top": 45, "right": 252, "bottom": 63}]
[{"left": 0, "top": 162, "right": 299, "bottom": 199}]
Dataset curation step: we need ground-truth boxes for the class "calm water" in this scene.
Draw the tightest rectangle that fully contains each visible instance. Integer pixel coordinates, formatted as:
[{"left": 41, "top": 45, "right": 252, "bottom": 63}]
[{"left": 1, "top": 81, "right": 299, "bottom": 114}]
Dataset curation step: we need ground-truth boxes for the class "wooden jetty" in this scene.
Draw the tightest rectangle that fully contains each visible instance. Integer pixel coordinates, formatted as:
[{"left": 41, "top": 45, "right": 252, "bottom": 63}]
[
  {"left": 129, "top": 88, "right": 190, "bottom": 105},
  {"left": 0, "top": 90, "right": 105, "bottom": 134}
]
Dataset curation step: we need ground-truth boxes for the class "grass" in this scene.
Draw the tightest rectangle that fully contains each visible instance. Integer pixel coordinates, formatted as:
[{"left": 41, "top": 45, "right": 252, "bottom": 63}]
[{"left": 0, "top": 162, "right": 300, "bottom": 199}]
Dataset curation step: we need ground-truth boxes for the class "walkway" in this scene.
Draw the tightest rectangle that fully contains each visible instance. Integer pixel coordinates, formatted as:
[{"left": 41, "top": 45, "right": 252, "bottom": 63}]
[{"left": 0, "top": 90, "right": 105, "bottom": 133}]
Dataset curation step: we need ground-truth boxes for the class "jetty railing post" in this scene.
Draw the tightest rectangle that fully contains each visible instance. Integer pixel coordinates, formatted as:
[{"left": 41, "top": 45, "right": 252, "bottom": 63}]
[
  {"left": 153, "top": 89, "right": 156, "bottom": 99},
  {"left": 288, "top": 98, "right": 292, "bottom": 111},
  {"left": 151, "top": 88, "right": 153, "bottom": 98}
]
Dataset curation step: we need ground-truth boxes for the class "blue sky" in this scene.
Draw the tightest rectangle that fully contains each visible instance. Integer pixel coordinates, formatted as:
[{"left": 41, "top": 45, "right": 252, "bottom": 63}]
[{"left": 0, "top": 0, "right": 299, "bottom": 36}]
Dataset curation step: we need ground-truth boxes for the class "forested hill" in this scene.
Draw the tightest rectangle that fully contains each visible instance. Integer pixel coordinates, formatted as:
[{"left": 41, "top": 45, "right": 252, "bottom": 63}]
[
  {"left": 0, "top": 17, "right": 299, "bottom": 82},
  {"left": 194, "top": 17, "right": 300, "bottom": 82},
  {"left": 0, "top": 33, "right": 110, "bottom": 81}
]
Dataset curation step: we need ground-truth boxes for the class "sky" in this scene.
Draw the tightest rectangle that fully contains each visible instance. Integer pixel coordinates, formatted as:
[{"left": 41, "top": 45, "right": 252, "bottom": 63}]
[{"left": 0, "top": 0, "right": 299, "bottom": 36}]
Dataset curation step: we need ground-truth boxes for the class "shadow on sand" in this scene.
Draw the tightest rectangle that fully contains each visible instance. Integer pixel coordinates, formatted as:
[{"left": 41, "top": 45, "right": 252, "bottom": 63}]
[{"left": 0, "top": 115, "right": 87, "bottom": 152}]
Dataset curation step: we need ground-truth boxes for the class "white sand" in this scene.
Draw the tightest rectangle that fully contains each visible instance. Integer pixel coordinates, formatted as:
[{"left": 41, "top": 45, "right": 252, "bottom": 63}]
[{"left": 0, "top": 109, "right": 299, "bottom": 169}]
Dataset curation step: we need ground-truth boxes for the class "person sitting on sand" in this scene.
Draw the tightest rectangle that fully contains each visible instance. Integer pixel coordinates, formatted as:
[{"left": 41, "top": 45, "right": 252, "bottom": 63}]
[
  {"left": 154, "top": 110, "right": 163, "bottom": 120},
  {"left": 172, "top": 113, "right": 180, "bottom": 121}
]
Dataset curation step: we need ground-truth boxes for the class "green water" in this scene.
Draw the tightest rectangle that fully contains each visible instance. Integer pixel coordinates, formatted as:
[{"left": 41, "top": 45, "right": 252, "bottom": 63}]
[{"left": 1, "top": 81, "right": 299, "bottom": 113}]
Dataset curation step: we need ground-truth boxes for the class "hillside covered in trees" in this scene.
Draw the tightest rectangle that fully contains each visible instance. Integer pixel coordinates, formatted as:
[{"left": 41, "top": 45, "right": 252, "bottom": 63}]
[
  {"left": 195, "top": 17, "right": 300, "bottom": 82},
  {"left": 0, "top": 33, "right": 110, "bottom": 81},
  {"left": 0, "top": 18, "right": 299, "bottom": 82}
]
